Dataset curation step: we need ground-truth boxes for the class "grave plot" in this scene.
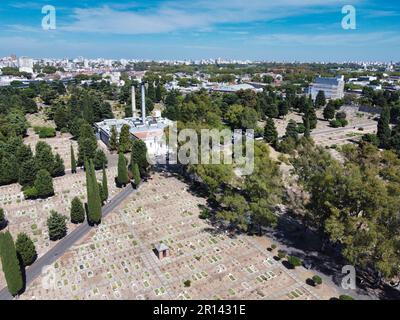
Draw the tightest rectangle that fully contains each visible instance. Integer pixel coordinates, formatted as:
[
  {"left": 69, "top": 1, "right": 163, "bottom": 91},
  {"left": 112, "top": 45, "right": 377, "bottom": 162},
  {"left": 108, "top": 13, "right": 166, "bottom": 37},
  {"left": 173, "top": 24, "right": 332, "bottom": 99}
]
[
  {"left": 24, "top": 129, "right": 79, "bottom": 170},
  {"left": 0, "top": 166, "right": 119, "bottom": 290},
  {"left": 19, "top": 172, "right": 337, "bottom": 300}
]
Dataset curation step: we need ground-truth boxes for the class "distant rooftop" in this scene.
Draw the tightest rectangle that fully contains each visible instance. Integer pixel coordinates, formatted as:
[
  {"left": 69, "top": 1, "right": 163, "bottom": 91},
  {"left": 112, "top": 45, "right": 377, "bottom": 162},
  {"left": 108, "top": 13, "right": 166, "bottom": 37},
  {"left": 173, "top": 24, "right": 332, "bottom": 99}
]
[
  {"left": 94, "top": 116, "right": 169, "bottom": 139},
  {"left": 313, "top": 76, "right": 344, "bottom": 86}
]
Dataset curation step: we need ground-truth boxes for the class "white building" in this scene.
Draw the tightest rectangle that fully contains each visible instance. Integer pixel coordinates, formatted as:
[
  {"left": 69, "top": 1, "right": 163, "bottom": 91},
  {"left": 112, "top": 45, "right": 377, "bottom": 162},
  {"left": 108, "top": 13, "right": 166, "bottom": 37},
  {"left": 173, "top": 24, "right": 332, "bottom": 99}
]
[
  {"left": 309, "top": 76, "right": 345, "bottom": 100},
  {"left": 94, "top": 83, "right": 170, "bottom": 157},
  {"left": 18, "top": 56, "right": 34, "bottom": 74}
]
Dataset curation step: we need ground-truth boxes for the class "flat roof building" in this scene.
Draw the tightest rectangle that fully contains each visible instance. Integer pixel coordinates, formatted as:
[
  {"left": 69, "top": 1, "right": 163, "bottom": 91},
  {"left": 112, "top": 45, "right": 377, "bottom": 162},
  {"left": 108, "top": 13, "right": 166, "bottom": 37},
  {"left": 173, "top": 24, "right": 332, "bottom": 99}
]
[
  {"left": 94, "top": 82, "right": 170, "bottom": 157},
  {"left": 308, "top": 75, "right": 345, "bottom": 100}
]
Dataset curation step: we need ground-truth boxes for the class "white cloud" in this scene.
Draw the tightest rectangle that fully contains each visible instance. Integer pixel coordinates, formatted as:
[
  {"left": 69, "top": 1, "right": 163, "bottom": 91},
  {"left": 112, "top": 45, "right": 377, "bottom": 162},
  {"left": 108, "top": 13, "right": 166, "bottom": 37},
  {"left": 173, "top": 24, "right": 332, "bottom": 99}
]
[
  {"left": 61, "top": 0, "right": 359, "bottom": 35},
  {"left": 254, "top": 31, "right": 400, "bottom": 46}
]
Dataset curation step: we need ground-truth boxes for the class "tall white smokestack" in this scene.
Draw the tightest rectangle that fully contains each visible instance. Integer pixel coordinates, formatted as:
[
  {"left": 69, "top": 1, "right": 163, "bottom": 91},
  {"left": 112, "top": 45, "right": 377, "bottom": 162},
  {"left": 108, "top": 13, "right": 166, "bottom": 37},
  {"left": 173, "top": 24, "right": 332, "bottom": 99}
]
[
  {"left": 131, "top": 85, "right": 136, "bottom": 118},
  {"left": 141, "top": 82, "right": 146, "bottom": 124}
]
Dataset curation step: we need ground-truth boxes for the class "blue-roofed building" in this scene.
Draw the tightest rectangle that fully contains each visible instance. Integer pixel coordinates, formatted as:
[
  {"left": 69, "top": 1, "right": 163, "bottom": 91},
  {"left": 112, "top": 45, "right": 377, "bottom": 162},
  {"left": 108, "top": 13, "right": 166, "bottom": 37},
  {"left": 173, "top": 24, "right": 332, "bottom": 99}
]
[{"left": 308, "top": 75, "right": 345, "bottom": 101}]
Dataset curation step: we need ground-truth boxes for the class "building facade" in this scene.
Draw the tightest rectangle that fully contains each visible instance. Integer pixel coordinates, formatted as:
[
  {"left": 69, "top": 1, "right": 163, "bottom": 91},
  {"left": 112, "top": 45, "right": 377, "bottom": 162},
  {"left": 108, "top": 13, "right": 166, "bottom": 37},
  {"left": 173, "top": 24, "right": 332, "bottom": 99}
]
[{"left": 309, "top": 75, "right": 345, "bottom": 100}]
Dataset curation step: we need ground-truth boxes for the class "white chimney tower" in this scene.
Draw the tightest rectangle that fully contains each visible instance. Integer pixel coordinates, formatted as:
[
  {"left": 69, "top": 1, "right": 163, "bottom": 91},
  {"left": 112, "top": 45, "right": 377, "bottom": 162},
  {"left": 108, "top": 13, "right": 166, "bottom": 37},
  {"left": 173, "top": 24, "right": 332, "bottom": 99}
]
[
  {"left": 141, "top": 82, "right": 146, "bottom": 124},
  {"left": 131, "top": 85, "right": 136, "bottom": 118}
]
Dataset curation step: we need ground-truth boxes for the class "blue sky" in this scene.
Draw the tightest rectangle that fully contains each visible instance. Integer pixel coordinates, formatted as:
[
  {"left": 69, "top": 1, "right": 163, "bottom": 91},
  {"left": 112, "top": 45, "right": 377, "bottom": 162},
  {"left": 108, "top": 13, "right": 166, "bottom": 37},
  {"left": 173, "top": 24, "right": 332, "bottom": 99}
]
[{"left": 1, "top": 0, "right": 399, "bottom": 61}]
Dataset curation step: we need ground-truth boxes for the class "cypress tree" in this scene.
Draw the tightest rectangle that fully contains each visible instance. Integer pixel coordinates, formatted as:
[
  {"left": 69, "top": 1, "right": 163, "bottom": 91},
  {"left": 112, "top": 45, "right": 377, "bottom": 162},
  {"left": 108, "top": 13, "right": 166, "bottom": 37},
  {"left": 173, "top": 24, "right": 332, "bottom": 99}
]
[
  {"left": 109, "top": 125, "right": 118, "bottom": 151},
  {"left": 303, "top": 115, "right": 311, "bottom": 138},
  {"left": 0, "top": 231, "right": 24, "bottom": 296},
  {"left": 70, "top": 197, "right": 85, "bottom": 224},
  {"left": 133, "top": 163, "right": 141, "bottom": 188},
  {"left": 377, "top": 106, "right": 391, "bottom": 148},
  {"left": 71, "top": 145, "right": 77, "bottom": 173},
  {"left": 15, "top": 233, "right": 37, "bottom": 267},
  {"left": 156, "top": 82, "right": 163, "bottom": 102},
  {"left": 0, "top": 207, "right": 6, "bottom": 229},
  {"left": 102, "top": 166, "right": 108, "bottom": 202},
  {"left": 264, "top": 118, "right": 278, "bottom": 147},
  {"left": 86, "top": 160, "right": 102, "bottom": 225},
  {"left": 315, "top": 90, "right": 326, "bottom": 107},
  {"left": 117, "top": 153, "right": 130, "bottom": 186},
  {"left": 118, "top": 124, "right": 131, "bottom": 153},
  {"left": 131, "top": 139, "right": 148, "bottom": 174}
]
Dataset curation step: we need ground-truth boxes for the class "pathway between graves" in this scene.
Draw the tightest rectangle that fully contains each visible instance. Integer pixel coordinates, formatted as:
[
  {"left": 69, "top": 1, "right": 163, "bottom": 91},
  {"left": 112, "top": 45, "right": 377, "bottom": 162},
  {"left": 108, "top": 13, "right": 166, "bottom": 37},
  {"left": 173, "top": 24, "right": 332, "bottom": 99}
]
[{"left": 0, "top": 184, "right": 135, "bottom": 300}]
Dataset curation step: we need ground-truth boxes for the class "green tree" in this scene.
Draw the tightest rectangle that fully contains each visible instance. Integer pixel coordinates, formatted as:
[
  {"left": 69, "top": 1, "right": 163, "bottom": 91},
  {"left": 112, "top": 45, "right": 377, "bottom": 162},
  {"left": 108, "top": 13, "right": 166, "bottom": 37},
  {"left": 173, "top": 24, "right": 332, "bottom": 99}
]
[
  {"left": 34, "top": 141, "right": 55, "bottom": 174},
  {"left": 77, "top": 122, "right": 97, "bottom": 164},
  {"left": 15, "top": 233, "right": 37, "bottom": 266},
  {"left": 0, "top": 207, "right": 6, "bottom": 229},
  {"left": 265, "top": 104, "right": 279, "bottom": 119},
  {"left": 131, "top": 139, "right": 148, "bottom": 174},
  {"left": 34, "top": 169, "right": 54, "bottom": 198},
  {"left": 264, "top": 118, "right": 278, "bottom": 147},
  {"left": 102, "top": 166, "right": 109, "bottom": 202},
  {"left": 53, "top": 153, "right": 65, "bottom": 177},
  {"left": 147, "top": 82, "right": 156, "bottom": 102},
  {"left": 287, "top": 256, "right": 302, "bottom": 268},
  {"left": 70, "top": 145, "right": 77, "bottom": 173},
  {"left": 109, "top": 125, "right": 118, "bottom": 151},
  {"left": 303, "top": 115, "right": 311, "bottom": 138},
  {"left": 285, "top": 120, "right": 298, "bottom": 140},
  {"left": 18, "top": 158, "right": 37, "bottom": 186},
  {"left": 85, "top": 160, "right": 102, "bottom": 225},
  {"left": 278, "top": 101, "right": 289, "bottom": 119},
  {"left": 70, "top": 197, "right": 85, "bottom": 224},
  {"left": 47, "top": 210, "right": 67, "bottom": 241},
  {"left": 118, "top": 124, "right": 131, "bottom": 153},
  {"left": 305, "top": 104, "right": 318, "bottom": 129},
  {"left": 315, "top": 90, "right": 326, "bottom": 107},
  {"left": 323, "top": 102, "right": 336, "bottom": 120},
  {"left": 132, "top": 163, "right": 141, "bottom": 188},
  {"left": 93, "top": 149, "right": 108, "bottom": 170},
  {"left": 0, "top": 231, "right": 23, "bottom": 296},
  {"left": 377, "top": 106, "right": 391, "bottom": 148},
  {"left": 117, "top": 153, "right": 130, "bottom": 186},
  {"left": 155, "top": 82, "right": 163, "bottom": 102}
]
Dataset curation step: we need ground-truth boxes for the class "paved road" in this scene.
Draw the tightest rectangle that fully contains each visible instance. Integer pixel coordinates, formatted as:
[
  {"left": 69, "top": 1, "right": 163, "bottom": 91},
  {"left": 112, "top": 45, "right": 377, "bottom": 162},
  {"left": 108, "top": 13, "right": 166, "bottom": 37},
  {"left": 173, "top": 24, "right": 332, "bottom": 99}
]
[
  {"left": 0, "top": 184, "right": 135, "bottom": 300},
  {"left": 311, "top": 122, "right": 376, "bottom": 137}
]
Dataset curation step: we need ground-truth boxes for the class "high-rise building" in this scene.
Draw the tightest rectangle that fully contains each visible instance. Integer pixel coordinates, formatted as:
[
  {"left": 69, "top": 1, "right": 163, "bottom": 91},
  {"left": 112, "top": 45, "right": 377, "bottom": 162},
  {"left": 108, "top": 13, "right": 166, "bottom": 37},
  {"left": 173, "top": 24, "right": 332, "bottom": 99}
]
[{"left": 18, "top": 56, "right": 34, "bottom": 73}]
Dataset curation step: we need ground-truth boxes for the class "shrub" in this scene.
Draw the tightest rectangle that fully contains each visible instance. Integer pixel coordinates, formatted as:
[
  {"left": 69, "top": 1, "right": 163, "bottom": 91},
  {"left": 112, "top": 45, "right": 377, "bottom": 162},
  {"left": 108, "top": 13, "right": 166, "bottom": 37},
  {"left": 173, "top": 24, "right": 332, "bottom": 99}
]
[
  {"left": 271, "top": 244, "right": 277, "bottom": 250},
  {"left": 34, "top": 126, "right": 56, "bottom": 138},
  {"left": 277, "top": 250, "right": 287, "bottom": 260},
  {"left": 296, "top": 123, "right": 305, "bottom": 134},
  {"left": 15, "top": 233, "right": 37, "bottom": 266},
  {"left": 199, "top": 208, "right": 211, "bottom": 220},
  {"left": 339, "top": 295, "right": 354, "bottom": 300},
  {"left": 70, "top": 197, "right": 85, "bottom": 224},
  {"left": 287, "top": 255, "right": 302, "bottom": 268},
  {"left": 184, "top": 280, "right": 191, "bottom": 287},
  {"left": 23, "top": 186, "right": 39, "bottom": 199},
  {"left": 329, "top": 120, "right": 341, "bottom": 128},
  {"left": 312, "top": 275, "right": 322, "bottom": 286},
  {"left": 47, "top": 211, "right": 67, "bottom": 241},
  {"left": 362, "top": 133, "right": 379, "bottom": 146}
]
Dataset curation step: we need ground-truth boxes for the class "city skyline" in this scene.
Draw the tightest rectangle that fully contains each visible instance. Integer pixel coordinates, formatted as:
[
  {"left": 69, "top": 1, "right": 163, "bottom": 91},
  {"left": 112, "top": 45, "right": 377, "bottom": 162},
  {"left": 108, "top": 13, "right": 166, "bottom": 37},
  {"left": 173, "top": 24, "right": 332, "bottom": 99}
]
[{"left": 0, "top": 0, "right": 399, "bottom": 61}]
